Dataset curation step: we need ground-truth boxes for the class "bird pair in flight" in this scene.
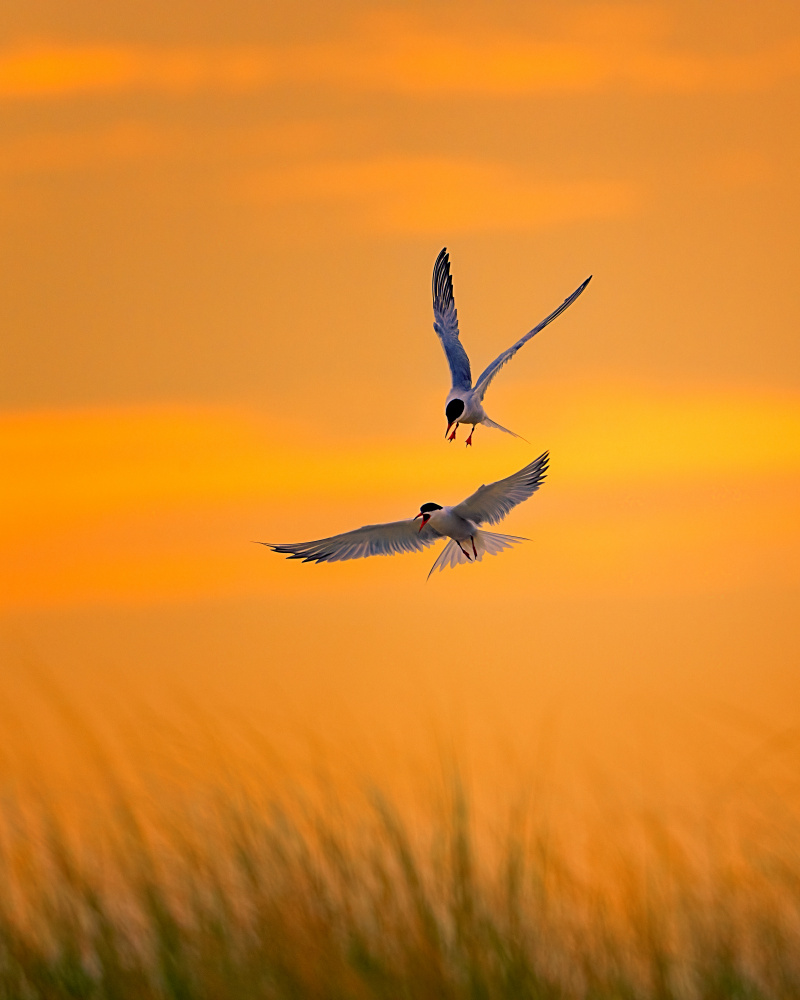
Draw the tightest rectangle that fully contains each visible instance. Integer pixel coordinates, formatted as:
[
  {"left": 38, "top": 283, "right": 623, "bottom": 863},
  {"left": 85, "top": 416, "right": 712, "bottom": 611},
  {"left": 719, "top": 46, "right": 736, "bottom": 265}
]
[{"left": 264, "top": 249, "right": 591, "bottom": 577}]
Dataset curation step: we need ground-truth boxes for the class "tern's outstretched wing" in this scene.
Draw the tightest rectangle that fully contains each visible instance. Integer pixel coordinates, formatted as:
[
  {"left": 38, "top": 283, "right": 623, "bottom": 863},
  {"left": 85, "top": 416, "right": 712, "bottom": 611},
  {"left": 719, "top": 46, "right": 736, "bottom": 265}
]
[
  {"left": 451, "top": 451, "right": 549, "bottom": 526},
  {"left": 474, "top": 276, "right": 591, "bottom": 401},
  {"left": 433, "top": 248, "right": 472, "bottom": 391},
  {"left": 259, "top": 519, "right": 440, "bottom": 564}
]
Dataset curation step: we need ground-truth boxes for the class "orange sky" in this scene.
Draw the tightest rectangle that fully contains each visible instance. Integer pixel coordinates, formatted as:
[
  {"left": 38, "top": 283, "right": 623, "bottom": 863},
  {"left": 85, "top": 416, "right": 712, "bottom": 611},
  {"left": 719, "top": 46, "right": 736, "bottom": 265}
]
[{"left": 2, "top": 0, "right": 799, "bottom": 805}]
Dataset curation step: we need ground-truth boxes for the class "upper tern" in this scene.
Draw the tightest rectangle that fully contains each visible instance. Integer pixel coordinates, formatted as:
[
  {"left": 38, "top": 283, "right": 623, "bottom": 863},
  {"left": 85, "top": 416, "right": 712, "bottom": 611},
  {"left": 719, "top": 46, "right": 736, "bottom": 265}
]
[
  {"left": 260, "top": 451, "right": 549, "bottom": 579},
  {"left": 433, "top": 248, "right": 591, "bottom": 445}
]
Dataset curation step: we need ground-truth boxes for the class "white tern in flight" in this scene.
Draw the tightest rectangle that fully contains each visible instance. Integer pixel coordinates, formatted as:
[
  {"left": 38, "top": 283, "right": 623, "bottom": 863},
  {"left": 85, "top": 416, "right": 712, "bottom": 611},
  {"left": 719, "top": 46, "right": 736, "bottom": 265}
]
[
  {"left": 433, "top": 248, "right": 591, "bottom": 445},
  {"left": 260, "top": 451, "right": 549, "bottom": 579}
]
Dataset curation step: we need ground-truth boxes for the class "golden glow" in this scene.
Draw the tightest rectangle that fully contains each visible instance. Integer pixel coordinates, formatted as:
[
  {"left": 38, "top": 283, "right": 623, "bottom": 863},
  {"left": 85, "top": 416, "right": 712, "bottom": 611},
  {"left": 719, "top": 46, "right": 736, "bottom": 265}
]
[
  {"left": 3, "top": 384, "right": 799, "bottom": 607},
  {"left": 241, "top": 158, "right": 637, "bottom": 234},
  {"left": 1, "top": 0, "right": 799, "bottom": 829},
  {"left": 3, "top": 18, "right": 800, "bottom": 102},
  {"left": 0, "top": 43, "right": 277, "bottom": 98}
]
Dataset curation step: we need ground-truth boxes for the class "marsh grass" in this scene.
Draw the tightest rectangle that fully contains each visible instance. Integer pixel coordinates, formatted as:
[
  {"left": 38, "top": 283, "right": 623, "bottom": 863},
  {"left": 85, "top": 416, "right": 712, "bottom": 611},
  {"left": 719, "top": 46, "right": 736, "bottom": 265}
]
[{"left": 0, "top": 694, "right": 799, "bottom": 999}]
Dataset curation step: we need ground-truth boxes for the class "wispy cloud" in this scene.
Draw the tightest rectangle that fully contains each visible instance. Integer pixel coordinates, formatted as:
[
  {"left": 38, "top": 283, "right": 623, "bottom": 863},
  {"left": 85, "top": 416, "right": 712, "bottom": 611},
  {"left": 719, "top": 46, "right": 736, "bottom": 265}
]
[
  {"left": 0, "top": 121, "right": 172, "bottom": 175},
  {"left": 2, "top": 12, "right": 799, "bottom": 102},
  {"left": 0, "top": 120, "right": 329, "bottom": 177},
  {"left": 0, "top": 43, "right": 277, "bottom": 99},
  {"left": 238, "top": 157, "right": 637, "bottom": 234}
]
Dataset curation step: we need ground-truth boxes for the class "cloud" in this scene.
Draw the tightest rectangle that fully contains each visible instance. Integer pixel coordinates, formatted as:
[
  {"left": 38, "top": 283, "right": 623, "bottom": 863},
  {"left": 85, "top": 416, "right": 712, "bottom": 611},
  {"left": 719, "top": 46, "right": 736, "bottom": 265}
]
[
  {"left": 0, "top": 120, "right": 329, "bottom": 177},
  {"left": 523, "top": 382, "right": 800, "bottom": 484},
  {"left": 238, "top": 157, "right": 637, "bottom": 234},
  {"left": 0, "top": 43, "right": 277, "bottom": 99},
  {"left": 2, "top": 13, "right": 800, "bottom": 102},
  {"left": 0, "top": 121, "right": 172, "bottom": 175}
]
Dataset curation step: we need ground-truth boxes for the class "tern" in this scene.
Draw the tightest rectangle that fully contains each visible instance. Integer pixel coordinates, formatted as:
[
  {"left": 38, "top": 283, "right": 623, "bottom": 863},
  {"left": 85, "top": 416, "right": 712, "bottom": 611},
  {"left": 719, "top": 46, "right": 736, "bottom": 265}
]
[
  {"left": 433, "top": 248, "right": 591, "bottom": 445},
  {"left": 260, "top": 451, "right": 549, "bottom": 579}
]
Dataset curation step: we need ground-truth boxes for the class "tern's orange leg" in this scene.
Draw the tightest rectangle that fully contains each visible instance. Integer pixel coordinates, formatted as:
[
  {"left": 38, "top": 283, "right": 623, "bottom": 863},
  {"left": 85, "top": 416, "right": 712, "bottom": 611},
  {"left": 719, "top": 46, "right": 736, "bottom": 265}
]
[
  {"left": 457, "top": 540, "right": 472, "bottom": 561},
  {"left": 448, "top": 422, "right": 459, "bottom": 442},
  {"left": 465, "top": 426, "right": 475, "bottom": 447},
  {"left": 471, "top": 536, "right": 477, "bottom": 559}
]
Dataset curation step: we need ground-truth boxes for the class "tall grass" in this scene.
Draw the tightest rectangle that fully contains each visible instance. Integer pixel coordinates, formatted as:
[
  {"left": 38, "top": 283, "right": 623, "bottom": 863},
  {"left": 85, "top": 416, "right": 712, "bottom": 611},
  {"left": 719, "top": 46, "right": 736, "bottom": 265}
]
[{"left": 0, "top": 696, "right": 799, "bottom": 998}]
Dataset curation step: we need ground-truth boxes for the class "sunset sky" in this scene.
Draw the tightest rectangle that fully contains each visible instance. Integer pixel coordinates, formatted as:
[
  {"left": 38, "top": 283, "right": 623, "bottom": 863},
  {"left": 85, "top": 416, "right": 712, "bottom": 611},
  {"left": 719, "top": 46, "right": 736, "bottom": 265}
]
[{"left": 2, "top": 0, "right": 799, "bottom": 803}]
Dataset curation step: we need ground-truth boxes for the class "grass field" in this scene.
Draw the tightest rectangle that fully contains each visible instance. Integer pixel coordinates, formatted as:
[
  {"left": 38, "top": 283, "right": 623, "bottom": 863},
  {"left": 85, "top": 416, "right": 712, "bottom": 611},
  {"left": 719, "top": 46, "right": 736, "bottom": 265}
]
[{"left": 1, "top": 689, "right": 799, "bottom": 1000}]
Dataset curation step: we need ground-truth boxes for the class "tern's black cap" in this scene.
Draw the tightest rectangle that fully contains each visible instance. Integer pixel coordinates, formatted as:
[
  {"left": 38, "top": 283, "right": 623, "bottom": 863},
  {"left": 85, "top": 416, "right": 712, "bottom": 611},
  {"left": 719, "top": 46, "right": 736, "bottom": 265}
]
[
  {"left": 420, "top": 502, "right": 443, "bottom": 513},
  {"left": 445, "top": 399, "right": 465, "bottom": 422}
]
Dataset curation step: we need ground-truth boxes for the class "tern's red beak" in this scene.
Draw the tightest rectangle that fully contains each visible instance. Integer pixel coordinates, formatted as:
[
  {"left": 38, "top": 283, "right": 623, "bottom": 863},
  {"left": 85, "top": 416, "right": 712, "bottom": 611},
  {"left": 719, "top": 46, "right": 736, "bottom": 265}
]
[{"left": 416, "top": 513, "right": 430, "bottom": 532}]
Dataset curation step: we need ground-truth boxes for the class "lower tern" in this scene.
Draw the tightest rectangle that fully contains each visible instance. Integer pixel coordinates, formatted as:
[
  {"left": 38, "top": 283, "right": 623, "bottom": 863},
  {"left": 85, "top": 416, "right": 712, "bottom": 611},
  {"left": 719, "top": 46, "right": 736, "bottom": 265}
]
[
  {"left": 260, "top": 451, "right": 549, "bottom": 579},
  {"left": 433, "top": 248, "right": 591, "bottom": 445}
]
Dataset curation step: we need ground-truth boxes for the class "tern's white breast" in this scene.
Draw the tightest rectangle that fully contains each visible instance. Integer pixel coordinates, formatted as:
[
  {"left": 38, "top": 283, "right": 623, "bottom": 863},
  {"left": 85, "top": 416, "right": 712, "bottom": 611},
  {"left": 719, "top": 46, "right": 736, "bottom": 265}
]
[
  {"left": 444, "top": 389, "right": 486, "bottom": 425},
  {"left": 427, "top": 507, "right": 475, "bottom": 542}
]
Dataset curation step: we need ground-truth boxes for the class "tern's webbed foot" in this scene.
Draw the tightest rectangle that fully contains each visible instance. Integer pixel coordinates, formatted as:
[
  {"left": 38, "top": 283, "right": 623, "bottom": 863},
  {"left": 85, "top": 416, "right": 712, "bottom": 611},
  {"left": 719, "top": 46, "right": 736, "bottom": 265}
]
[{"left": 448, "top": 430, "right": 457, "bottom": 442}]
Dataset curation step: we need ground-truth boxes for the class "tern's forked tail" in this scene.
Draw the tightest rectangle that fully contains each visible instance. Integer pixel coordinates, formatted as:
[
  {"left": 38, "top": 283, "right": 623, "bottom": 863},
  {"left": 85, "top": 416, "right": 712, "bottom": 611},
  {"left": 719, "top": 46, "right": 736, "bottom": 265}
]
[
  {"left": 481, "top": 416, "right": 529, "bottom": 443},
  {"left": 427, "top": 530, "right": 528, "bottom": 580}
]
